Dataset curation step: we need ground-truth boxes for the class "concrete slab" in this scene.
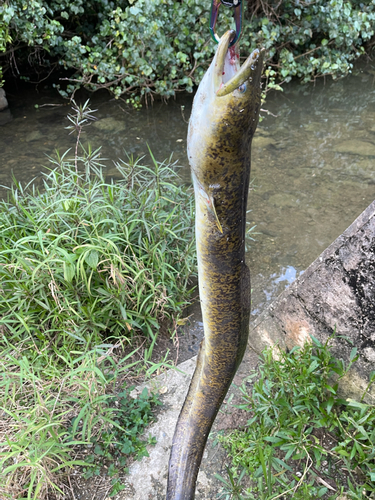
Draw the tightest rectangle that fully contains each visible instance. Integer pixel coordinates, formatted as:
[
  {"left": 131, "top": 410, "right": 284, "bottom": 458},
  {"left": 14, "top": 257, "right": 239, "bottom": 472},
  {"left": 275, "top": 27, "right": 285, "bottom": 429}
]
[{"left": 250, "top": 199, "right": 375, "bottom": 403}]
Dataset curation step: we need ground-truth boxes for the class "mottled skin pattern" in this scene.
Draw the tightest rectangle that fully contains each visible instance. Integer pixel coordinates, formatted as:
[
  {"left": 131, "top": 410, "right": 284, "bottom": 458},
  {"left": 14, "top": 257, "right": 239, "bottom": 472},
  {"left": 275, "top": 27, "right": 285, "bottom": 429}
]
[{"left": 167, "top": 31, "right": 264, "bottom": 500}]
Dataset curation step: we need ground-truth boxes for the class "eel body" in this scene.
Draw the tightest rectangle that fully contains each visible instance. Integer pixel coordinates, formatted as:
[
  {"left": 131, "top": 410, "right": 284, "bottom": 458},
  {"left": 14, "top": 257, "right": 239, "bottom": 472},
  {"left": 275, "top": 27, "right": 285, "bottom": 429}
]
[{"left": 167, "top": 30, "right": 264, "bottom": 500}]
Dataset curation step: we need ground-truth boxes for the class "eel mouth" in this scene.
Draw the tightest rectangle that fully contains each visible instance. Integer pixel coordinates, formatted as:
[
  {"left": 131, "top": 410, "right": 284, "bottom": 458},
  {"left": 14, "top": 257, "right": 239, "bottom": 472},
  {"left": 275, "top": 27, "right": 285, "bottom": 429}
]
[{"left": 214, "top": 30, "right": 260, "bottom": 97}]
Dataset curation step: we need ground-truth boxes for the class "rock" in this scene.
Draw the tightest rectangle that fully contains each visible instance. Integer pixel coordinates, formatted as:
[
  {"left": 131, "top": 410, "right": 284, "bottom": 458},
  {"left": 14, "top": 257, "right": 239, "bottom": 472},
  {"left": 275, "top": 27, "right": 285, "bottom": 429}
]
[
  {"left": 268, "top": 193, "right": 298, "bottom": 208},
  {"left": 351, "top": 158, "right": 375, "bottom": 183},
  {"left": 92, "top": 116, "right": 126, "bottom": 132},
  {"left": 0, "top": 88, "right": 8, "bottom": 111},
  {"left": 251, "top": 199, "right": 375, "bottom": 403},
  {"left": 334, "top": 139, "right": 375, "bottom": 156},
  {"left": 69, "top": 347, "right": 259, "bottom": 500},
  {"left": 253, "top": 135, "right": 277, "bottom": 149},
  {"left": 303, "top": 121, "right": 322, "bottom": 132},
  {"left": 0, "top": 108, "right": 12, "bottom": 126},
  {"left": 256, "top": 127, "right": 271, "bottom": 136},
  {"left": 25, "top": 130, "right": 43, "bottom": 142}
]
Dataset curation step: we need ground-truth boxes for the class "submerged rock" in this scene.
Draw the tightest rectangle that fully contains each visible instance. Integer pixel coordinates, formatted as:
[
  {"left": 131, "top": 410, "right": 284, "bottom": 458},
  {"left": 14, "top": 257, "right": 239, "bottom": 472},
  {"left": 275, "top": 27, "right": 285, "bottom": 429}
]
[
  {"left": 0, "top": 108, "right": 12, "bottom": 126},
  {"left": 25, "top": 130, "right": 43, "bottom": 142},
  {"left": 0, "top": 88, "right": 8, "bottom": 111},
  {"left": 303, "top": 121, "right": 322, "bottom": 132},
  {"left": 253, "top": 135, "right": 277, "bottom": 149},
  {"left": 92, "top": 117, "right": 126, "bottom": 132},
  {"left": 268, "top": 193, "right": 298, "bottom": 208},
  {"left": 257, "top": 127, "right": 271, "bottom": 136},
  {"left": 251, "top": 200, "right": 375, "bottom": 403},
  {"left": 334, "top": 139, "right": 375, "bottom": 156}
]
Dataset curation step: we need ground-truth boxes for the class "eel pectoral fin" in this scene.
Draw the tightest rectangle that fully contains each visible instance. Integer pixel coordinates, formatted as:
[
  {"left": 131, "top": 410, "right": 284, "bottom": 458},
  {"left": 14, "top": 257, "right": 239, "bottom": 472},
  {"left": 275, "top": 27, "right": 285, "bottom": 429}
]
[
  {"left": 195, "top": 176, "right": 223, "bottom": 234},
  {"left": 208, "top": 194, "right": 223, "bottom": 234}
]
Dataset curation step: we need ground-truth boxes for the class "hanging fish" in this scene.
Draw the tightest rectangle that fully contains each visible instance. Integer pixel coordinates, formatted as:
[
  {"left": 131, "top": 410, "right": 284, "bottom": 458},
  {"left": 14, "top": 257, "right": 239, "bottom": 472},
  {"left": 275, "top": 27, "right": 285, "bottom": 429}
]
[{"left": 166, "top": 29, "right": 264, "bottom": 500}]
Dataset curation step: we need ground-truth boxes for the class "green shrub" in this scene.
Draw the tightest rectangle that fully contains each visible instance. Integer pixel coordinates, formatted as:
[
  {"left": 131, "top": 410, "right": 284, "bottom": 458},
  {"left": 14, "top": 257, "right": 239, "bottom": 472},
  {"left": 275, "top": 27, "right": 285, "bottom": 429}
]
[
  {"left": 218, "top": 336, "right": 375, "bottom": 499},
  {"left": 0, "top": 103, "right": 196, "bottom": 357},
  {"left": 1, "top": 0, "right": 374, "bottom": 102},
  {"left": 253, "top": 0, "right": 375, "bottom": 84}
]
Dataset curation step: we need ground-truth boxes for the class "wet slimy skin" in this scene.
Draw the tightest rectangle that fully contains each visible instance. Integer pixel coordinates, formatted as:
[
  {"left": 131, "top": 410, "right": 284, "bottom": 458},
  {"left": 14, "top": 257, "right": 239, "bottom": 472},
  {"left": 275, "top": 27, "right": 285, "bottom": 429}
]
[{"left": 167, "top": 30, "right": 264, "bottom": 500}]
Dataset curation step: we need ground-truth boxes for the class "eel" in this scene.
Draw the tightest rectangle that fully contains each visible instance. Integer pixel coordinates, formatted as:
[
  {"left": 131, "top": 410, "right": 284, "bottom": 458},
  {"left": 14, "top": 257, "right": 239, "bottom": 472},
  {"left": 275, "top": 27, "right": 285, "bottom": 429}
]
[{"left": 166, "top": 30, "right": 264, "bottom": 500}]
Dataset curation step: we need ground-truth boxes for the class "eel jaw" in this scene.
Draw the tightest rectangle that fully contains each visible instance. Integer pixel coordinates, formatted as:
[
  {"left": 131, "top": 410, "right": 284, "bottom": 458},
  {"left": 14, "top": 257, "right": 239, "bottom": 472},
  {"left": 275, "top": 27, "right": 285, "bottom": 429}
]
[{"left": 213, "top": 30, "right": 260, "bottom": 97}]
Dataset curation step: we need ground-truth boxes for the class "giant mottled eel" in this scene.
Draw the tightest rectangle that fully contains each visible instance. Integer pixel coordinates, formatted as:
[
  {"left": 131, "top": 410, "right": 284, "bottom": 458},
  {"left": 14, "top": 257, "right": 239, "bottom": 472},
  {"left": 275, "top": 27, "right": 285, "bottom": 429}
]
[{"left": 167, "top": 30, "right": 264, "bottom": 500}]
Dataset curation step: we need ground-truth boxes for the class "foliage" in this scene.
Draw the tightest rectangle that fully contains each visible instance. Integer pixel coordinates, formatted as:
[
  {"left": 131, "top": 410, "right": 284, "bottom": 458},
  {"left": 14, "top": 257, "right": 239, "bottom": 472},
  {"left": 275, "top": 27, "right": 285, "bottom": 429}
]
[
  {"left": 1, "top": 0, "right": 374, "bottom": 102},
  {"left": 78, "top": 385, "right": 160, "bottom": 474},
  {"left": 0, "top": 8, "right": 11, "bottom": 85},
  {"left": 218, "top": 336, "right": 375, "bottom": 499},
  {"left": 0, "top": 101, "right": 196, "bottom": 360},
  {"left": 0, "top": 337, "right": 161, "bottom": 499},
  {"left": 76, "top": 384, "right": 161, "bottom": 492},
  {"left": 253, "top": 0, "right": 375, "bottom": 84}
]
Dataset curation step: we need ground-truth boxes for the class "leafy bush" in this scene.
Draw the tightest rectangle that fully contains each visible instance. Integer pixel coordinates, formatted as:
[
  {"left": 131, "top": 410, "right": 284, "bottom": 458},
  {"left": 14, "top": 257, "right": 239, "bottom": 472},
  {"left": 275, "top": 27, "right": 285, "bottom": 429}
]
[
  {"left": 218, "top": 336, "right": 375, "bottom": 499},
  {"left": 253, "top": 0, "right": 375, "bottom": 85},
  {"left": 0, "top": 101, "right": 196, "bottom": 357},
  {"left": 1, "top": 0, "right": 374, "bottom": 103}
]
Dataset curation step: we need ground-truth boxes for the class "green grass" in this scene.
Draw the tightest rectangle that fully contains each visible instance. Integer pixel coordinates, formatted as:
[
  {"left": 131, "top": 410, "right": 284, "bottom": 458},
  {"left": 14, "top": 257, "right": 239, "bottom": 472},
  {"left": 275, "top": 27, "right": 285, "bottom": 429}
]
[
  {"left": 0, "top": 147, "right": 195, "bottom": 359},
  {"left": 217, "top": 336, "right": 375, "bottom": 500},
  {"left": 0, "top": 101, "right": 196, "bottom": 499},
  {"left": 0, "top": 342, "right": 161, "bottom": 499}
]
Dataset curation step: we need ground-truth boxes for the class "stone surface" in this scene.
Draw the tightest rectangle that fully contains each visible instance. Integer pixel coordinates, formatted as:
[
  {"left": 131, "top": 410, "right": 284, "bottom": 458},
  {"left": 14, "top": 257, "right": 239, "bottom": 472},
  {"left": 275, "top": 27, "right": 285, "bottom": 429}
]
[
  {"left": 251, "top": 200, "right": 375, "bottom": 403},
  {"left": 334, "top": 139, "right": 375, "bottom": 156},
  {"left": 0, "top": 108, "right": 12, "bottom": 126},
  {"left": 25, "top": 130, "right": 43, "bottom": 142},
  {"left": 0, "top": 88, "right": 8, "bottom": 111},
  {"left": 253, "top": 135, "right": 277, "bottom": 149},
  {"left": 352, "top": 158, "right": 375, "bottom": 183},
  {"left": 120, "top": 348, "right": 258, "bottom": 499},
  {"left": 92, "top": 117, "right": 127, "bottom": 132},
  {"left": 268, "top": 193, "right": 299, "bottom": 208},
  {"left": 123, "top": 358, "right": 197, "bottom": 500}
]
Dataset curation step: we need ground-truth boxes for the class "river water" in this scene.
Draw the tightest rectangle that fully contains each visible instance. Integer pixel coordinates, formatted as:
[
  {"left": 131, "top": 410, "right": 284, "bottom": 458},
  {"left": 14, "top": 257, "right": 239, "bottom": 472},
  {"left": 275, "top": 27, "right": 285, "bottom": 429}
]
[{"left": 1, "top": 66, "right": 375, "bottom": 358}]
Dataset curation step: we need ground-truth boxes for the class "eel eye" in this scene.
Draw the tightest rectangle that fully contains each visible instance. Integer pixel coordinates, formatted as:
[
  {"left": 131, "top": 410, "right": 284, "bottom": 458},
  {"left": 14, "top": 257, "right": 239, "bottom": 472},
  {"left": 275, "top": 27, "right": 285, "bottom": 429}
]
[{"left": 238, "top": 83, "right": 246, "bottom": 93}]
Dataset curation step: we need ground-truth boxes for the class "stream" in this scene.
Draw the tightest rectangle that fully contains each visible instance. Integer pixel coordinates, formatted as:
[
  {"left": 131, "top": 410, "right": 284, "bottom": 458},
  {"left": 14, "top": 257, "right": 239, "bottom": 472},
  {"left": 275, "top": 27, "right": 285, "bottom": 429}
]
[{"left": 1, "top": 64, "right": 375, "bottom": 361}]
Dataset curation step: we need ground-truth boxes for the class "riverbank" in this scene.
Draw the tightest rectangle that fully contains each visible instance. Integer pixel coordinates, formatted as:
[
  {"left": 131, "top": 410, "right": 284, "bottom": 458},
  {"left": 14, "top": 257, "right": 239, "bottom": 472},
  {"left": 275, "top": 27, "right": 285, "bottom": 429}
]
[{"left": 1, "top": 62, "right": 375, "bottom": 498}]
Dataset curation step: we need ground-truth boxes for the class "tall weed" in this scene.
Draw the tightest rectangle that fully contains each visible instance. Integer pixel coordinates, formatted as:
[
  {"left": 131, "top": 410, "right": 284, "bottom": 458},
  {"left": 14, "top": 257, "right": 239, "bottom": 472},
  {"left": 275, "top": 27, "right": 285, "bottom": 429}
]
[{"left": 0, "top": 140, "right": 195, "bottom": 359}]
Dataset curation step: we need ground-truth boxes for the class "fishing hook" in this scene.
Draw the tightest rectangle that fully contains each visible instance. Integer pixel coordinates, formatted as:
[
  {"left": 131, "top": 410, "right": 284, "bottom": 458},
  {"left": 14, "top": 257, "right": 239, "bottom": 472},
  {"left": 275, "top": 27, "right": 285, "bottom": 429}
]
[{"left": 209, "top": 0, "right": 243, "bottom": 47}]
